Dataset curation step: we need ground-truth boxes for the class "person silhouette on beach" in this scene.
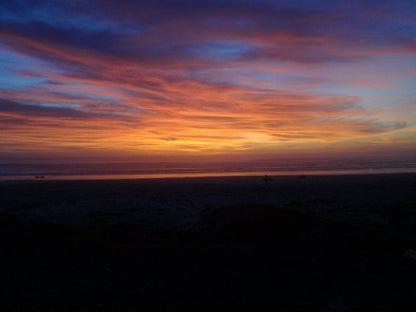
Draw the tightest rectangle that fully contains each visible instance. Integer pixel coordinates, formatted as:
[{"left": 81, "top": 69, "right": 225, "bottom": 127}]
[{"left": 264, "top": 174, "right": 271, "bottom": 185}]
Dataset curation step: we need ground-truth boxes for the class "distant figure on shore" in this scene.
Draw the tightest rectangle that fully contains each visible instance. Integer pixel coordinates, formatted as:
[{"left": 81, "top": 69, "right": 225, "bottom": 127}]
[{"left": 264, "top": 174, "right": 271, "bottom": 185}]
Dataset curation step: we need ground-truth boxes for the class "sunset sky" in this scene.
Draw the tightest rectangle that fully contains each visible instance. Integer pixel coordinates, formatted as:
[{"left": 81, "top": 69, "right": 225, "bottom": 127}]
[{"left": 1, "top": 0, "right": 415, "bottom": 163}]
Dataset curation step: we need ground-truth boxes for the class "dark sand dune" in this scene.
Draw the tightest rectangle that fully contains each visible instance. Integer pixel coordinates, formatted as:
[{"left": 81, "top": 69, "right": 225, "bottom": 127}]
[{"left": 0, "top": 174, "right": 416, "bottom": 311}]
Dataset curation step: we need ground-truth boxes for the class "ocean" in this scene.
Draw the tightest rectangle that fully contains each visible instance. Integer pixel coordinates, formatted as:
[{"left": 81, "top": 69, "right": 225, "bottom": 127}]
[{"left": 1, "top": 158, "right": 415, "bottom": 180}]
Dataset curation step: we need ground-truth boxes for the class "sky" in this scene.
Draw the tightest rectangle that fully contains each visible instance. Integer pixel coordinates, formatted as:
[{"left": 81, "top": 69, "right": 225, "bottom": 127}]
[{"left": 0, "top": 0, "right": 415, "bottom": 164}]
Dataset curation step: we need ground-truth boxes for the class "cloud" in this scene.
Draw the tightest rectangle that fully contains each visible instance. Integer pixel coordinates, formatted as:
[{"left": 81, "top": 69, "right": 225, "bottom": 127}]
[
  {"left": 0, "top": 97, "right": 136, "bottom": 120},
  {"left": 359, "top": 121, "right": 408, "bottom": 134},
  {"left": 0, "top": 0, "right": 415, "bottom": 157},
  {"left": 2, "top": 0, "right": 415, "bottom": 72},
  {"left": 160, "top": 136, "right": 177, "bottom": 142}
]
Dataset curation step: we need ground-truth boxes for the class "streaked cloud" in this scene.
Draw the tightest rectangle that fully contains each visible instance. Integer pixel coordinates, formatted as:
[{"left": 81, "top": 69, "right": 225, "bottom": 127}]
[{"left": 0, "top": 0, "right": 415, "bottom": 160}]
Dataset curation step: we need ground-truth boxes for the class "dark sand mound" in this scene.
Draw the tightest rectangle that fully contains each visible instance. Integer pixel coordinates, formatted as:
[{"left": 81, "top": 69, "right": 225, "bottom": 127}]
[
  {"left": 1, "top": 203, "right": 416, "bottom": 311},
  {"left": 192, "top": 204, "right": 352, "bottom": 242}
]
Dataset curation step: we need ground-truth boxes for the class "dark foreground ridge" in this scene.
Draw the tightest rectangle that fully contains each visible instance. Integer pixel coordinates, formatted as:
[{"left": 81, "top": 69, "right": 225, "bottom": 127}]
[
  {"left": 1, "top": 174, "right": 416, "bottom": 311},
  {"left": 1, "top": 205, "right": 416, "bottom": 311}
]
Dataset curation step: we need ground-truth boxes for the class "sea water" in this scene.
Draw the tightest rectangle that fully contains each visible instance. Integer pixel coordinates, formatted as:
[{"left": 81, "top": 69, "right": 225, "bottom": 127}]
[{"left": 1, "top": 159, "right": 415, "bottom": 181}]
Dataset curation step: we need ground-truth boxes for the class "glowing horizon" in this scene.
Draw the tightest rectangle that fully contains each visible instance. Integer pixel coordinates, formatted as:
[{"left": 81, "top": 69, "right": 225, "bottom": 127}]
[{"left": 1, "top": 1, "right": 415, "bottom": 163}]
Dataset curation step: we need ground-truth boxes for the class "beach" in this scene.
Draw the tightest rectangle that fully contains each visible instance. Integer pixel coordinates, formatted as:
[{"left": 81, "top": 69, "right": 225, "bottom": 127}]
[{"left": 1, "top": 173, "right": 416, "bottom": 311}]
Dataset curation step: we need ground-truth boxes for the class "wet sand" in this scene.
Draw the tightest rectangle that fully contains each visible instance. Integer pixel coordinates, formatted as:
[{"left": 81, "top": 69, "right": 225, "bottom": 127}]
[{"left": 1, "top": 173, "right": 416, "bottom": 311}]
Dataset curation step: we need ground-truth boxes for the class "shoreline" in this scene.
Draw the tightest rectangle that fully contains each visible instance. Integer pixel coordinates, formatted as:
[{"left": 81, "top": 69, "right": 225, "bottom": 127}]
[{"left": 1, "top": 168, "right": 416, "bottom": 182}]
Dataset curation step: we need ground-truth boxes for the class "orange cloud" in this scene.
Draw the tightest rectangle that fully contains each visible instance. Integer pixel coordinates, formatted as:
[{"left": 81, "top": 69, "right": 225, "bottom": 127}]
[{"left": 1, "top": 0, "right": 415, "bottom": 162}]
